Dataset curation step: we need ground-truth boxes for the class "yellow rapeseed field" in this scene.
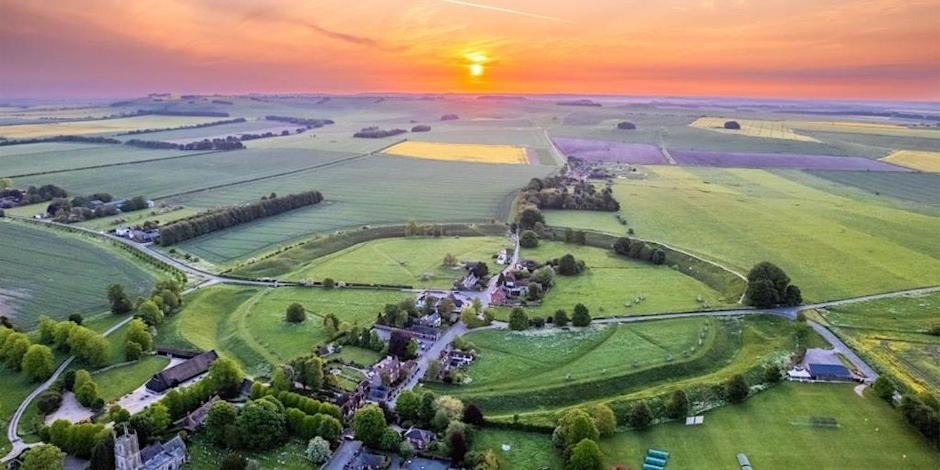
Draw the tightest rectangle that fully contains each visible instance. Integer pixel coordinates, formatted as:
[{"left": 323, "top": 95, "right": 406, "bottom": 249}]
[
  {"left": 382, "top": 140, "right": 529, "bottom": 165},
  {"left": 689, "top": 116, "right": 819, "bottom": 142},
  {"left": 881, "top": 150, "right": 940, "bottom": 172}
]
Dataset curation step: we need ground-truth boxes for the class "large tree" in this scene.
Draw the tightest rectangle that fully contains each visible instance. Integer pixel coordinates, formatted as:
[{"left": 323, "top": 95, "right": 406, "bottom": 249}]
[
  {"left": 628, "top": 401, "right": 653, "bottom": 429},
  {"left": 210, "top": 357, "right": 246, "bottom": 398},
  {"left": 745, "top": 261, "right": 801, "bottom": 307},
  {"left": 107, "top": 284, "right": 133, "bottom": 315},
  {"left": 352, "top": 404, "right": 387, "bottom": 448},
  {"left": 236, "top": 398, "right": 286, "bottom": 450},
  {"left": 555, "top": 409, "right": 599, "bottom": 450},
  {"left": 22, "top": 344, "right": 54, "bottom": 382},
  {"left": 572, "top": 304, "right": 592, "bottom": 327},
  {"left": 566, "top": 438, "right": 603, "bottom": 470},
  {"left": 21, "top": 444, "right": 66, "bottom": 470},
  {"left": 725, "top": 374, "right": 749, "bottom": 403},
  {"left": 206, "top": 401, "right": 239, "bottom": 447},
  {"left": 508, "top": 308, "right": 529, "bottom": 331}
]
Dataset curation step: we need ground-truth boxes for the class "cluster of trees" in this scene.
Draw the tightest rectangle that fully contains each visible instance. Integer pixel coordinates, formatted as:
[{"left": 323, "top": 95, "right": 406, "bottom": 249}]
[
  {"left": 440, "top": 114, "right": 459, "bottom": 120},
  {"left": 744, "top": 262, "right": 802, "bottom": 307},
  {"left": 550, "top": 254, "right": 586, "bottom": 276},
  {"left": 375, "top": 299, "right": 421, "bottom": 329},
  {"left": 724, "top": 120, "right": 741, "bottom": 130},
  {"left": 563, "top": 227, "right": 588, "bottom": 245},
  {"left": 552, "top": 405, "right": 616, "bottom": 470},
  {"left": 112, "top": 279, "right": 183, "bottom": 328},
  {"left": 285, "top": 303, "right": 306, "bottom": 323},
  {"left": 265, "top": 115, "right": 334, "bottom": 128},
  {"left": 204, "top": 391, "right": 342, "bottom": 453},
  {"left": 411, "top": 125, "right": 431, "bottom": 132},
  {"left": 40, "top": 419, "right": 107, "bottom": 459},
  {"left": 509, "top": 303, "right": 593, "bottom": 331},
  {"left": 158, "top": 191, "right": 324, "bottom": 246},
  {"left": 0, "top": 326, "right": 54, "bottom": 381},
  {"left": 45, "top": 193, "right": 150, "bottom": 223},
  {"left": 404, "top": 220, "right": 451, "bottom": 237},
  {"left": 119, "top": 117, "right": 247, "bottom": 135},
  {"left": 617, "top": 121, "right": 637, "bottom": 130},
  {"left": 872, "top": 377, "right": 939, "bottom": 446},
  {"left": 123, "top": 319, "right": 153, "bottom": 360},
  {"left": 394, "top": 391, "right": 482, "bottom": 464},
  {"left": 72, "top": 369, "right": 103, "bottom": 408},
  {"left": 281, "top": 355, "right": 328, "bottom": 391},
  {"left": 124, "top": 137, "right": 245, "bottom": 151},
  {"left": 19, "top": 444, "right": 66, "bottom": 470},
  {"left": 613, "top": 237, "right": 666, "bottom": 265},
  {"left": 460, "top": 298, "right": 494, "bottom": 329},
  {"left": 519, "top": 229, "right": 539, "bottom": 248},
  {"left": 353, "top": 126, "right": 407, "bottom": 138},
  {"left": 389, "top": 331, "right": 420, "bottom": 361},
  {"left": 145, "top": 110, "right": 231, "bottom": 117},
  {"left": 0, "top": 135, "right": 120, "bottom": 147},
  {"left": 520, "top": 177, "right": 620, "bottom": 213},
  {"left": 34, "top": 316, "right": 110, "bottom": 367},
  {"left": 0, "top": 184, "right": 67, "bottom": 207},
  {"left": 336, "top": 323, "right": 385, "bottom": 354}
]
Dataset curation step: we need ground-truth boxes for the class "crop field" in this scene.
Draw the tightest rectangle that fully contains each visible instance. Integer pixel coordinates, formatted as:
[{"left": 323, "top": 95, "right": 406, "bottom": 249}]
[
  {"left": 601, "top": 383, "right": 940, "bottom": 470},
  {"left": 124, "top": 119, "right": 297, "bottom": 144},
  {"left": 382, "top": 140, "right": 529, "bottom": 165},
  {"left": 164, "top": 155, "right": 551, "bottom": 264},
  {"left": 551, "top": 137, "right": 666, "bottom": 164},
  {"left": 805, "top": 171, "right": 940, "bottom": 212},
  {"left": 159, "top": 285, "right": 410, "bottom": 373},
  {"left": 544, "top": 166, "right": 940, "bottom": 301},
  {"left": 18, "top": 148, "right": 357, "bottom": 200},
  {"left": 820, "top": 292, "right": 940, "bottom": 393},
  {"left": 281, "top": 236, "right": 510, "bottom": 287},
  {"left": 690, "top": 116, "right": 820, "bottom": 142},
  {"left": 786, "top": 120, "right": 940, "bottom": 139},
  {"left": 0, "top": 114, "right": 223, "bottom": 139},
  {"left": 0, "top": 220, "right": 158, "bottom": 328},
  {"left": 0, "top": 142, "right": 206, "bottom": 177},
  {"left": 513, "top": 241, "right": 729, "bottom": 316},
  {"left": 881, "top": 150, "right": 940, "bottom": 172},
  {"left": 671, "top": 149, "right": 907, "bottom": 171}
]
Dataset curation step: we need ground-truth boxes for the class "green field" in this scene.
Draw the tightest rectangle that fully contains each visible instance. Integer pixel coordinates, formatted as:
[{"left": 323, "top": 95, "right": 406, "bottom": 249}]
[
  {"left": 0, "top": 220, "right": 159, "bottom": 328},
  {"left": 514, "top": 241, "right": 729, "bottom": 316},
  {"left": 819, "top": 293, "right": 940, "bottom": 394},
  {"left": 186, "top": 434, "right": 310, "bottom": 470},
  {"left": 0, "top": 142, "right": 209, "bottom": 177},
  {"left": 278, "top": 236, "right": 510, "bottom": 287},
  {"left": 430, "top": 315, "right": 797, "bottom": 419},
  {"left": 158, "top": 286, "right": 410, "bottom": 373},
  {"left": 165, "top": 156, "right": 550, "bottom": 264},
  {"left": 544, "top": 166, "right": 940, "bottom": 302},
  {"left": 121, "top": 119, "right": 296, "bottom": 143},
  {"left": 93, "top": 356, "right": 170, "bottom": 403},
  {"left": 474, "top": 383, "right": 940, "bottom": 469},
  {"left": 601, "top": 382, "right": 940, "bottom": 469}
]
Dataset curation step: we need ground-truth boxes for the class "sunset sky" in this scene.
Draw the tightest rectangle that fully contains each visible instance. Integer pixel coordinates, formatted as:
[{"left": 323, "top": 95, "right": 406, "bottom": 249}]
[{"left": 2, "top": 0, "right": 938, "bottom": 100}]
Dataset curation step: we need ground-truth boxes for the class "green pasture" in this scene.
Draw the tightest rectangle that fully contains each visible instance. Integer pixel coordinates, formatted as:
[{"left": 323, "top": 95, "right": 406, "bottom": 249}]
[
  {"left": 515, "top": 241, "right": 729, "bottom": 316},
  {"left": 807, "top": 170, "right": 940, "bottom": 213},
  {"left": 281, "top": 236, "right": 510, "bottom": 287},
  {"left": 122, "top": 119, "right": 295, "bottom": 143},
  {"left": 601, "top": 382, "right": 940, "bottom": 469},
  {"left": 0, "top": 143, "right": 205, "bottom": 178},
  {"left": 0, "top": 220, "right": 158, "bottom": 328},
  {"left": 545, "top": 166, "right": 940, "bottom": 302},
  {"left": 159, "top": 286, "right": 409, "bottom": 373}
]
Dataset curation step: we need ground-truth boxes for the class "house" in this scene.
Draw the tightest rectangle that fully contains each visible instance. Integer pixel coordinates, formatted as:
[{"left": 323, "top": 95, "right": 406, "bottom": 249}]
[
  {"left": 403, "top": 427, "right": 436, "bottom": 451},
  {"left": 341, "top": 381, "right": 369, "bottom": 419},
  {"left": 345, "top": 451, "right": 386, "bottom": 470},
  {"left": 443, "top": 350, "right": 474, "bottom": 370},
  {"left": 145, "top": 350, "right": 218, "bottom": 393},
  {"left": 175, "top": 396, "right": 219, "bottom": 432},
  {"left": 417, "top": 313, "right": 442, "bottom": 328},
  {"left": 115, "top": 426, "right": 187, "bottom": 470},
  {"left": 130, "top": 229, "right": 160, "bottom": 243},
  {"left": 489, "top": 287, "right": 508, "bottom": 305},
  {"left": 115, "top": 227, "right": 131, "bottom": 237}
]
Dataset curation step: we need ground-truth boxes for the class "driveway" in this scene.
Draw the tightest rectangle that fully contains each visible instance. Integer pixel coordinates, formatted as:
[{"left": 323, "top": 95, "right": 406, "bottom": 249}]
[{"left": 322, "top": 440, "right": 362, "bottom": 470}]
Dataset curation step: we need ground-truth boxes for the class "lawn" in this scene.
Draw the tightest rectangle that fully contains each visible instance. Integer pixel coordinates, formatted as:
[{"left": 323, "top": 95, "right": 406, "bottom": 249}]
[
  {"left": 544, "top": 166, "right": 940, "bottom": 302},
  {"left": 819, "top": 292, "right": 940, "bottom": 394},
  {"left": 281, "top": 236, "right": 511, "bottom": 288},
  {"left": 471, "top": 429, "right": 564, "bottom": 470},
  {"left": 159, "top": 286, "right": 410, "bottom": 373},
  {"left": 601, "top": 382, "right": 940, "bottom": 469},
  {"left": 93, "top": 356, "right": 170, "bottom": 403},
  {"left": 0, "top": 220, "right": 159, "bottom": 328},
  {"left": 0, "top": 114, "right": 223, "bottom": 139},
  {"left": 513, "top": 241, "right": 730, "bottom": 316},
  {"left": 186, "top": 434, "right": 310, "bottom": 470},
  {"left": 382, "top": 141, "right": 529, "bottom": 165},
  {"left": 329, "top": 346, "right": 382, "bottom": 367}
]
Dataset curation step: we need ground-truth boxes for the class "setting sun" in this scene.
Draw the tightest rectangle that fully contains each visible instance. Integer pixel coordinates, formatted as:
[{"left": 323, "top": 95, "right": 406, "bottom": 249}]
[{"left": 469, "top": 63, "right": 484, "bottom": 77}]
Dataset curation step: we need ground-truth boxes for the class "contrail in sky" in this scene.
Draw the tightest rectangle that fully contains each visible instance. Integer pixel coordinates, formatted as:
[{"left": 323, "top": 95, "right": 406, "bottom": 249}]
[{"left": 441, "top": 0, "right": 572, "bottom": 23}]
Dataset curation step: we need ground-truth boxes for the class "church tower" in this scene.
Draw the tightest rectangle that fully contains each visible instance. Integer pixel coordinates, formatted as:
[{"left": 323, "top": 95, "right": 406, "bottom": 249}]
[{"left": 114, "top": 424, "right": 142, "bottom": 470}]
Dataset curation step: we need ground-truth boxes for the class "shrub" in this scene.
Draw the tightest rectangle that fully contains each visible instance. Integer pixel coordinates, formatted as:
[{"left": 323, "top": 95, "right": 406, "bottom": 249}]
[
  {"left": 725, "top": 374, "right": 749, "bottom": 403},
  {"left": 872, "top": 377, "right": 896, "bottom": 402},
  {"left": 285, "top": 303, "right": 306, "bottom": 323},
  {"left": 508, "top": 308, "right": 529, "bottom": 331},
  {"left": 764, "top": 364, "right": 782, "bottom": 384},
  {"left": 666, "top": 389, "right": 690, "bottom": 419},
  {"left": 567, "top": 438, "right": 603, "bottom": 470},
  {"left": 591, "top": 404, "right": 616, "bottom": 437},
  {"left": 519, "top": 230, "right": 539, "bottom": 248},
  {"left": 572, "top": 304, "right": 591, "bottom": 327},
  {"left": 627, "top": 401, "right": 653, "bottom": 429},
  {"left": 37, "top": 391, "right": 63, "bottom": 415}
]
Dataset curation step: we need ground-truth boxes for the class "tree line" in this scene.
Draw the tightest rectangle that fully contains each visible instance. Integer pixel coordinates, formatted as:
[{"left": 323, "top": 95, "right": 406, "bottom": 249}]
[
  {"left": 0, "top": 135, "right": 121, "bottom": 147},
  {"left": 265, "top": 115, "right": 335, "bottom": 128},
  {"left": 124, "top": 137, "right": 245, "bottom": 151},
  {"left": 613, "top": 237, "right": 667, "bottom": 265},
  {"left": 117, "top": 117, "right": 246, "bottom": 136},
  {"left": 157, "top": 190, "right": 324, "bottom": 246},
  {"left": 353, "top": 126, "right": 407, "bottom": 138},
  {"left": 1, "top": 183, "right": 68, "bottom": 207}
]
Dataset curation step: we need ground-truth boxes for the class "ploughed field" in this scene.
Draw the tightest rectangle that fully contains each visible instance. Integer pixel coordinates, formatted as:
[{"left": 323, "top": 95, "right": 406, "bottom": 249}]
[
  {"left": 544, "top": 166, "right": 940, "bottom": 302},
  {"left": 0, "top": 221, "right": 158, "bottom": 327},
  {"left": 157, "top": 285, "right": 411, "bottom": 374}
]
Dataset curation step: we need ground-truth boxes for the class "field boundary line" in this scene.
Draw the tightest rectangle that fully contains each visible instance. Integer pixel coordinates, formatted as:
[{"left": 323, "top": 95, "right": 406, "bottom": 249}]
[{"left": 1, "top": 149, "right": 226, "bottom": 178}]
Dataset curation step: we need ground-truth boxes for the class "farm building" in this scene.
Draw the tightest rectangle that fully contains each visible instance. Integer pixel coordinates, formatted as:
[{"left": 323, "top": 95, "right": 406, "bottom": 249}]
[
  {"left": 145, "top": 350, "right": 218, "bottom": 392},
  {"left": 802, "top": 348, "right": 857, "bottom": 381}
]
